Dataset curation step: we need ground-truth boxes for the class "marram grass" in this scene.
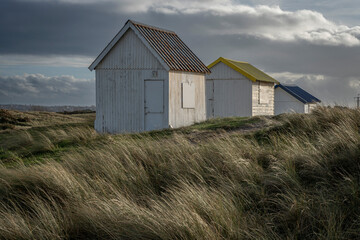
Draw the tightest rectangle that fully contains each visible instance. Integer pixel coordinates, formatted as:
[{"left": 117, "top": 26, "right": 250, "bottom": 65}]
[{"left": 1, "top": 107, "right": 360, "bottom": 239}]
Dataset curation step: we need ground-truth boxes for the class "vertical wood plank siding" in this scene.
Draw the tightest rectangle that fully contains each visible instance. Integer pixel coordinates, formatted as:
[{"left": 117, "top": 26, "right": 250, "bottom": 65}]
[
  {"left": 274, "top": 87, "right": 305, "bottom": 114},
  {"left": 213, "top": 80, "right": 252, "bottom": 117},
  {"left": 206, "top": 62, "right": 252, "bottom": 118},
  {"left": 95, "top": 69, "right": 168, "bottom": 133},
  {"left": 168, "top": 71, "right": 206, "bottom": 128},
  {"left": 206, "top": 62, "right": 242, "bottom": 79},
  {"left": 97, "top": 29, "right": 164, "bottom": 70}
]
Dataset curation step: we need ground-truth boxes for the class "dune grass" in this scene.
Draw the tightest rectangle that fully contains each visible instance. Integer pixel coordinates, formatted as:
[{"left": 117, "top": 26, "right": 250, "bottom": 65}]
[{"left": 1, "top": 106, "right": 360, "bottom": 239}]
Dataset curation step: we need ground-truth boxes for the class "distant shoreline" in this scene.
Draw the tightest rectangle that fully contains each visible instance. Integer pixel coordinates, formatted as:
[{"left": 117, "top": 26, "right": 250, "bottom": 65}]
[{"left": 0, "top": 104, "right": 95, "bottom": 112}]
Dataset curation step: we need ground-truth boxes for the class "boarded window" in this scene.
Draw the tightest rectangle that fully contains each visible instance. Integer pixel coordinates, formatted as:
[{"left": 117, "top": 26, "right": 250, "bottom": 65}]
[
  {"left": 182, "top": 82, "right": 195, "bottom": 108},
  {"left": 258, "top": 81, "right": 270, "bottom": 104}
]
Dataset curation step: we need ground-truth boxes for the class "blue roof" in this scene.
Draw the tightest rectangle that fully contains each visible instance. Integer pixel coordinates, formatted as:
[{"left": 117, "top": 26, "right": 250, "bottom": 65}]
[{"left": 275, "top": 84, "right": 321, "bottom": 104}]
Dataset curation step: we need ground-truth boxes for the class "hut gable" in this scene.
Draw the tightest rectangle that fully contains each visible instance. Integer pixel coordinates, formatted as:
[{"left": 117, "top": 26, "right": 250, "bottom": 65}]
[
  {"left": 207, "top": 61, "right": 247, "bottom": 80},
  {"left": 89, "top": 20, "right": 210, "bottom": 74},
  {"left": 207, "top": 57, "right": 279, "bottom": 84},
  {"left": 97, "top": 29, "right": 164, "bottom": 70}
]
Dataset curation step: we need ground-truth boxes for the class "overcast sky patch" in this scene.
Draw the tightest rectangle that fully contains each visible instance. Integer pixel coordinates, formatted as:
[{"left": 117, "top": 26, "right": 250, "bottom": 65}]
[
  {"left": 0, "top": 55, "right": 93, "bottom": 68},
  {"left": 0, "top": 74, "right": 95, "bottom": 106},
  {"left": 271, "top": 72, "right": 359, "bottom": 106},
  {"left": 0, "top": 0, "right": 360, "bottom": 106}
]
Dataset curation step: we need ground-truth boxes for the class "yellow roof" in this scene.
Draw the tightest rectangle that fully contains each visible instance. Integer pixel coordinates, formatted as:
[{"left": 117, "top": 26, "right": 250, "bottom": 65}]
[{"left": 207, "top": 57, "right": 279, "bottom": 84}]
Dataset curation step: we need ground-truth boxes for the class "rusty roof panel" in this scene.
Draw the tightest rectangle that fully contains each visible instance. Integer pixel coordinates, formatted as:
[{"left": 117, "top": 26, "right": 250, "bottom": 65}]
[{"left": 131, "top": 21, "right": 210, "bottom": 74}]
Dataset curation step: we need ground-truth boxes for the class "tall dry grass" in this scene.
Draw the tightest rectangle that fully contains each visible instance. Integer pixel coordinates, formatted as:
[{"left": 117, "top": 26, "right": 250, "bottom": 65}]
[
  {"left": 1, "top": 106, "right": 360, "bottom": 239},
  {"left": 0, "top": 111, "right": 98, "bottom": 165}
]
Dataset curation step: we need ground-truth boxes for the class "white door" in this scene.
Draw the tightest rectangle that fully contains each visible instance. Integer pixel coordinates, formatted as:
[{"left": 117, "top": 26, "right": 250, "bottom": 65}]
[
  {"left": 144, "top": 80, "right": 164, "bottom": 131},
  {"left": 206, "top": 80, "right": 214, "bottom": 119}
]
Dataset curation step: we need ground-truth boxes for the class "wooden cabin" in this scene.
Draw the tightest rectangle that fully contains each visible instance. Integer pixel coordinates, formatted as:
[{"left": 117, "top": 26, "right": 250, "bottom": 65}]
[
  {"left": 206, "top": 57, "right": 279, "bottom": 118},
  {"left": 274, "top": 84, "right": 321, "bottom": 114},
  {"left": 89, "top": 20, "right": 210, "bottom": 133}
]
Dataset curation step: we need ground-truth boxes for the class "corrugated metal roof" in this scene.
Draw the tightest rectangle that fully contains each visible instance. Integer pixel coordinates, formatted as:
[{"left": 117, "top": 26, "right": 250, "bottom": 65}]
[
  {"left": 130, "top": 20, "right": 210, "bottom": 73},
  {"left": 89, "top": 20, "right": 210, "bottom": 73},
  {"left": 207, "top": 57, "right": 279, "bottom": 83},
  {"left": 275, "top": 84, "right": 321, "bottom": 104}
]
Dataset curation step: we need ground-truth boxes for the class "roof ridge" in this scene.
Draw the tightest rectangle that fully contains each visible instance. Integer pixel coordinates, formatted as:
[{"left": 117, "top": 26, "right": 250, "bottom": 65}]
[
  {"left": 226, "top": 58, "right": 279, "bottom": 83},
  {"left": 221, "top": 57, "right": 249, "bottom": 64},
  {"left": 128, "top": 20, "right": 176, "bottom": 34},
  {"left": 207, "top": 57, "right": 279, "bottom": 83}
]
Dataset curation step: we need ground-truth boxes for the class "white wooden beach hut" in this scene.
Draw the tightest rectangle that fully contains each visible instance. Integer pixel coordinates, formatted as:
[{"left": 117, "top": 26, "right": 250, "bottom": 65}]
[
  {"left": 274, "top": 84, "right": 321, "bottom": 114},
  {"left": 206, "top": 57, "right": 279, "bottom": 118},
  {"left": 89, "top": 20, "right": 210, "bottom": 133}
]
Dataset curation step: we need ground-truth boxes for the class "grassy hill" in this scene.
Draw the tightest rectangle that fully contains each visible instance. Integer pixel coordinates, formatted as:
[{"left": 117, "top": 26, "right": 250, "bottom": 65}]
[{"left": 1, "top": 107, "right": 360, "bottom": 239}]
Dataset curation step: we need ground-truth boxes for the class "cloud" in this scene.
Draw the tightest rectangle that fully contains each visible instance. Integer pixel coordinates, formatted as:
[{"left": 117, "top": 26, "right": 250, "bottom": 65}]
[
  {"left": 349, "top": 78, "right": 360, "bottom": 89},
  {"left": 0, "top": 74, "right": 95, "bottom": 105},
  {"left": 3, "top": 0, "right": 360, "bottom": 59},
  {"left": 270, "top": 72, "right": 326, "bottom": 83},
  {"left": 0, "top": 0, "right": 122, "bottom": 56},
  {"left": 270, "top": 71, "right": 359, "bottom": 106},
  {"left": 30, "top": 0, "right": 359, "bottom": 47},
  {"left": 0, "top": 55, "right": 93, "bottom": 67},
  {"left": 145, "top": 2, "right": 360, "bottom": 47}
]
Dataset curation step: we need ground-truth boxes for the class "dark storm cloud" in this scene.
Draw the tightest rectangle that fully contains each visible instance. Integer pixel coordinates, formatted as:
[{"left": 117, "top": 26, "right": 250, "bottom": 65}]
[
  {"left": 142, "top": 14, "right": 359, "bottom": 77},
  {"left": 2, "top": 0, "right": 360, "bottom": 57},
  {"left": 0, "top": 74, "right": 95, "bottom": 105},
  {"left": 193, "top": 34, "right": 360, "bottom": 105},
  {"left": 0, "top": 0, "right": 127, "bottom": 56},
  {"left": 197, "top": 35, "right": 360, "bottom": 78}
]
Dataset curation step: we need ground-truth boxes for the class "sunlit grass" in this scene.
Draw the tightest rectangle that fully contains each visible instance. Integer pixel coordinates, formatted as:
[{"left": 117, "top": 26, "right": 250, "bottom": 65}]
[{"left": 1, "top": 106, "right": 360, "bottom": 239}]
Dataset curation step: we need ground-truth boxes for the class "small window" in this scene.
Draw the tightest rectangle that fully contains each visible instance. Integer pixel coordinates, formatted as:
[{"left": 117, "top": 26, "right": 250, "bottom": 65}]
[
  {"left": 258, "top": 81, "right": 270, "bottom": 104},
  {"left": 182, "top": 82, "right": 195, "bottom": 108}
]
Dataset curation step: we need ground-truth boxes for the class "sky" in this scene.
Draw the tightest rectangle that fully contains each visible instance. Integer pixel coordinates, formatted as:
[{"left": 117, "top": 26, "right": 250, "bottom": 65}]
[{"left": 1, "top": 0, "right": 360, "bottom": 106}]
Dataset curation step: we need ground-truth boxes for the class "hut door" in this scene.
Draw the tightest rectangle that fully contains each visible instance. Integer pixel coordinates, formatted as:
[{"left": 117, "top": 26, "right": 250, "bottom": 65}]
[
  {"left": 206, "top": 80, "right": 214, "bottom": 118},
  {"left": 144, "top": 80, "right": 164, "bottom": 131}
]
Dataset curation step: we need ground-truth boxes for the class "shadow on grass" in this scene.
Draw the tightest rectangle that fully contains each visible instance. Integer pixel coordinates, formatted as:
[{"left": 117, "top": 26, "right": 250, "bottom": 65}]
[{"left": 135, "top": 116, "right": 262, "bottom": 139}]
